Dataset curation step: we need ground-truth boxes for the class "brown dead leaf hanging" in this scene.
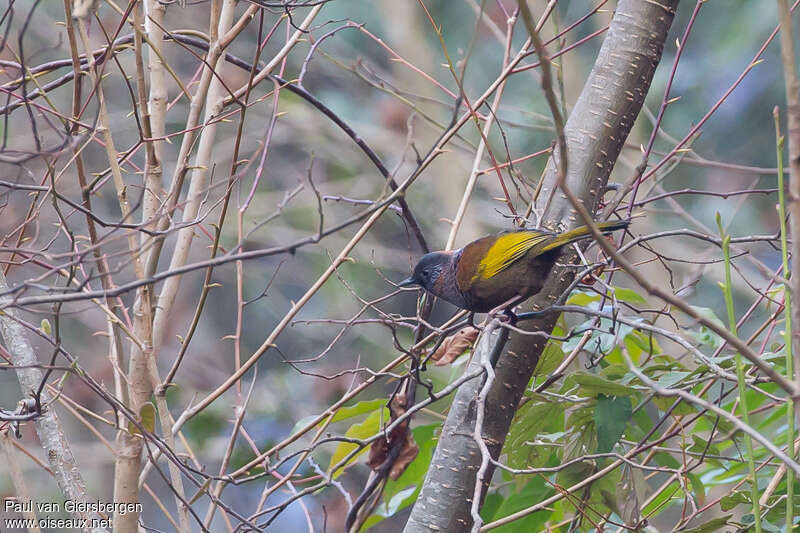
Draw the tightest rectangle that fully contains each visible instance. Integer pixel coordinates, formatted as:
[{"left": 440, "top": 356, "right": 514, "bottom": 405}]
[
  {"left": 367, "top": 391, "right": 419, "bottom": 480},
  {"left": 388, "top": 431, "right": 419, "bottom": 480},
  {"left": 430, "top": 326, "right": 479, "bottom": 365}
]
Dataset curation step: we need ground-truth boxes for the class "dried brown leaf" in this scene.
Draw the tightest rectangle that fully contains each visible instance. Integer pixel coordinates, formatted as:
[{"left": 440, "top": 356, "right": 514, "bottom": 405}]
[
  {"left": 367, "top": 436, "right": 390, "bottom": 471},
  {"left": 389, "top": 431, "right": 419, "bottom": 480},
  {"left": 367, "top": 427, "right": 419, "bottom": 480},
  {"left": 367, "top": 389, "right": 419, "bottom": 478},
  {"left": 431, "top": 327, "right": 479, "bottom": 365},
  {"left": 390, "top": 391, "right": 409, "bottom": 416}
]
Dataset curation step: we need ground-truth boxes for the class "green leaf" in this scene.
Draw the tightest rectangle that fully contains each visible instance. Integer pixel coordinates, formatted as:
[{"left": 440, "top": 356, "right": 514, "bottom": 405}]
[
  {"left": 328, "top": 407, "right": 388, "bottom": 477},
  {"left": 566, "top": 290, "right": 600, "bottom": 306},
  {"left": 569, "top": 371, "right": 638, "bottom": 397},
  {"left": 624, "top": 330, "right": 661, "bottom": 360},
  {"left": 564, "top": 317, "right": 634, "bottom": 354},
  {"left": 652, "top": 451, "right": 681, "bottom": 469},
  {"left": 480, "top": 492, "right": 503, "bottom": 524},
  {"left": 384, "top": 486, "right": 416, "bottom": 515},
  {"left": 557, "top": 463, "right": 622, "bottom": 523},
  {"left": 681, "top": 515, "right": 732, "bottom": 533},
  {"left": 689, "top": 434, "right": 720, "bottom": 458},
  {"left": 617, "top": 464, "right": 646, "bottom": 527},
  {"left": 655, "top": 371, "right": 690, "bottom": 388},
  {"left": 652, "top": 395, "right": 696, "bottom": 416},
  {"left": 504, "top": 399, "right": 564, "bottom": 469},
  {"left": 627, "top": 407, "right": 653, "bottom": 442},
  {"left": 563, "top": 406, "right": 597, "bottom": 460},
  {"left": 484, "top": 476, "right": 555, "bottom": 532},
  {"left": 140, "top": 402, "right": 156, "bottom": 433},
  {"left": 642, "top": 481, "right": 682, "bottom": 516},
  {"left": 602, "top": 363, "right": 630, "bottom": 382},
  {"left": 128, "top": 402, "right": 157, "bottom": 435},
  {"left": 686, "top": 306, "right": 725, "bottom": 349},
  {"left": 330, "top": 399, "right": 387, "bottom": 423},
  {"left": 594, "top": 394, "right": 632, "bottom": 453},
  {"left": 687, "top": 472, "right": 706, "bottom": 505},
  {"left": 535, "top": 339, "right": 564, "bottom": 378},
  {"left": 361, "top": 486, "right": 417, "bottom": 530},
  {"left": 595, "top": 467, "right": 625, "bottom": 519},
  {"left": 612, "top": 287, "right": 647, "bottom": 304},
  {"left": 291, "top": 399, "right": 387, "bottom": 434},
  {"left": 760, "top": 519, "right": 784, "bottom": 533},
  {"left": 534, "top": 318, "right": 566, "bottom": 378},
  {"left": 720, "top": 491, "right": 750, "bottom": 511}
]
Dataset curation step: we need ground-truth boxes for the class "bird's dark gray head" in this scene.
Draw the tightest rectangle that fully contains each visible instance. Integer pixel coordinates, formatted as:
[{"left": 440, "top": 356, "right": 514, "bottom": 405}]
[
  {"left": 398, "top": 251, "right": 469, "bottom": 309},
  {"left": 400, "top": 252, "right": 451, "bottom": 291}
]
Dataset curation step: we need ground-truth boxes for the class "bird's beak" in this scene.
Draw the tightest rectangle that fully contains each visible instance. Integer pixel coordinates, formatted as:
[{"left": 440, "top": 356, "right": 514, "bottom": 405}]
[{"left": 398, "top": 277, "right": 417, "bottom": 288}]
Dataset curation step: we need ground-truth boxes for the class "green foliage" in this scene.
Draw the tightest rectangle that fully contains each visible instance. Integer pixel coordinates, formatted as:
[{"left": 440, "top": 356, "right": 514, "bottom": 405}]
[
  {"left": 128, "top": 402, "right": 157, "bottom": 435},
  {"left": 534, "top": 315, "right": 567, "bottom": 378},
  {"left": 376, "top": 277, "right": 794, "bottom": 531},
  {"left": 564, "top": 315, "right": 634, "bottom": 354},
  {"left": 567, "top": 371, "right": 639, "bottom": 397},
  {"left": 642, "top": 481, "right": 683, "bottom": 517},
  {"left": 721, "top": 490, "right": 751, "bottom": 511},
  {"left": 483, "top": 280, "right": 797, "bottom": 531},
  {"left": 686, "top": 306, "right": 726, "bottom": 350},
  {"left": 681, "top": 516, "right": 733, "bottom": 533},
  {"left": 292, "top": 398, "right": 388, "bottom": 434},
  {"left": 611, "top": 287, "right": 648, "bottom": 304},
  {"left": 329, "top": 407, "right": 389, "bottom": 477},
  {"left": 480, "top": 476, "right": 555, "bottom": 533},
  {"left": 504, "top": 397, "right": 565, "bottom": 469},
  {"left": 185, "top": 406, "right": 228, "bottom": 452},
  {"left": 594, "top": 394, "right": 632, "bottom": 453}
]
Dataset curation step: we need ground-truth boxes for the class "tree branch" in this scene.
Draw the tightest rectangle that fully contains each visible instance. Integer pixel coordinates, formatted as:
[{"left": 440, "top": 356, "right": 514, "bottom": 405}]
[{"left": 0, "top": 270, "right": 108, "bottom": 532}]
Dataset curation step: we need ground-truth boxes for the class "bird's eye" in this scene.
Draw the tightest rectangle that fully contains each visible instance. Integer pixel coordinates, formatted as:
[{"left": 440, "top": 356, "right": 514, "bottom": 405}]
[{"left": 422, "top": 269, "right": 429, "bottom": 277}]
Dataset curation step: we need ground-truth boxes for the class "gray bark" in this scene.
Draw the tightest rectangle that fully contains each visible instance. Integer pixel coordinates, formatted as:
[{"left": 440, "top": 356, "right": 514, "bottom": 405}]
[
  {"left": 0, "top": 271, "right": 108, "bottom": 533},
  {"left": 403, "top": 0, "right": 679, "bottom": 531}
]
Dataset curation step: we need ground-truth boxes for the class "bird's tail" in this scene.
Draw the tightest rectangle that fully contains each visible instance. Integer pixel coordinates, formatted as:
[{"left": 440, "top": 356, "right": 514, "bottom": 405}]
[{"left": 539, "top": 219, "right": 630, "bottom": 253}]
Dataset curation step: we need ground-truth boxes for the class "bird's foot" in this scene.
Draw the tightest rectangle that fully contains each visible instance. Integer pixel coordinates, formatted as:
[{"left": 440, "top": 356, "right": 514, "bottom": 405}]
[
  {"left": 500, "top": 309, "right": 517, "bottom": 326},
  {"left": 487, "top": 296, "right": 524, "bottom": 325}
]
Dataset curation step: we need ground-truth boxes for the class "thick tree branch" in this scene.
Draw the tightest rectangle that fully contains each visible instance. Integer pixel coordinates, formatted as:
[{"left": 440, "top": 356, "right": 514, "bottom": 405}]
[{"left": 777, "top": 0, "right": 800, "bottom": 396}]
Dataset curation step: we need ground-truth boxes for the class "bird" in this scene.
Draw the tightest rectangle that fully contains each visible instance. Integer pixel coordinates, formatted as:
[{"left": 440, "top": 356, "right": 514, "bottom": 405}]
[{"left": 398, "top": 219, "right": 629, "bottom": 313}]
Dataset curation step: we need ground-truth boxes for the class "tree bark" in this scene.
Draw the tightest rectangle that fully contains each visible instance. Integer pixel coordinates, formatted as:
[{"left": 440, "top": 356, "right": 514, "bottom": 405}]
[
  {"left": 0, "top": 271, "right": 108, "bottom": 533},
  {"left": 403, "top": 1, "right": 679, "bottom": 531}
]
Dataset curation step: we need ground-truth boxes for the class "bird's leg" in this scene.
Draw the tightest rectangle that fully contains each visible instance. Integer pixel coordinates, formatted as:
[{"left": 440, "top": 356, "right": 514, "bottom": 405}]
[
  {"left": 488, "top": 324, "right": 510, "bottom": 367},
  {"left": 466, "top": 312, "right": 476, "bottom": 329}
]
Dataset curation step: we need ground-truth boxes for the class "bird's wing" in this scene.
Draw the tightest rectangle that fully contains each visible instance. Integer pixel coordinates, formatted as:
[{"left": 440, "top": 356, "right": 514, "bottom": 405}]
[{"left": 474, "top": 230, "right": 552, "bottom": 280}]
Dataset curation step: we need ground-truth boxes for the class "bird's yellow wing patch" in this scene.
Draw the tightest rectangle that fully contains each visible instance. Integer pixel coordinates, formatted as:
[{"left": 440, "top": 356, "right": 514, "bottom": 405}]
[{"left": 475, "top": 231, "right": 551, "bottom": 280}]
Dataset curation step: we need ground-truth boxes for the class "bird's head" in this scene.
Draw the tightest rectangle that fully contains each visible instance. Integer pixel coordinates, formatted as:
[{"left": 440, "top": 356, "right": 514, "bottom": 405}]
[{"left": 398, "top": 251, "right": 455, "bottom": 294}]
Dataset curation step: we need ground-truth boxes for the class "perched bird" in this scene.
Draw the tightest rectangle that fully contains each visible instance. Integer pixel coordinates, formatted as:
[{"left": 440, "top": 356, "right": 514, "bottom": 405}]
[{"left": 399, "top": 219, "right": 629, "bottom": 313}]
